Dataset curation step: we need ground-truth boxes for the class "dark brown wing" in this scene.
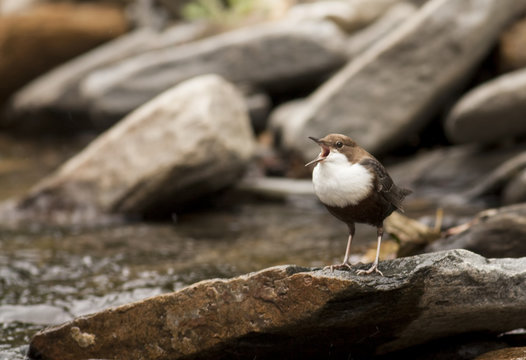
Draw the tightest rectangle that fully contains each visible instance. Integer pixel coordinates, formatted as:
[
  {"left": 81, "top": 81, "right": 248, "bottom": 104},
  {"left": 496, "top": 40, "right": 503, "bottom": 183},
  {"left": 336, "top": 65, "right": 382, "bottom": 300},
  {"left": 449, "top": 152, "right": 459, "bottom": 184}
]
[{"left": 359, "top": 157, "right": 412, "bottom": 212}]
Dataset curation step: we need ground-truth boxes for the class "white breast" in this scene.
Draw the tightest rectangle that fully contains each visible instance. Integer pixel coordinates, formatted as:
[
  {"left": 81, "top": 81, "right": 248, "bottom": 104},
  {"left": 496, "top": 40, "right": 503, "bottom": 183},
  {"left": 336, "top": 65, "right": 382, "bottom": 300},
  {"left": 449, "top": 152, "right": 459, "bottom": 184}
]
[{"left": 312, "top": 151, "right": 373, "bottom": 207}]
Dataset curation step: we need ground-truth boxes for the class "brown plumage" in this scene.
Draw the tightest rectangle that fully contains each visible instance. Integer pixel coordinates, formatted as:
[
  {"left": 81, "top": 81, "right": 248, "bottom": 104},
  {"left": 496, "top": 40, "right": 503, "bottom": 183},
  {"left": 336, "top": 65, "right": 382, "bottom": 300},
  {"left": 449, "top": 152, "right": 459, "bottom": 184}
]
[{"left": 306, "top": 134, "right": 411, "bottom": 275}]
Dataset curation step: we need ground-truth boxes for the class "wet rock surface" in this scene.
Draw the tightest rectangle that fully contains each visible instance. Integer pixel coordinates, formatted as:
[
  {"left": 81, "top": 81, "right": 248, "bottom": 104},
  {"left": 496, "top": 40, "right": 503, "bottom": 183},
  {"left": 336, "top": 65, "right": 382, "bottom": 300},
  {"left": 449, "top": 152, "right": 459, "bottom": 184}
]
[
  {"left": 1, "top": 75, "right": 255, "bottom": 225},
  {"left": 28, "top": 249, "right": 526, "bottom": 360},
  {"left": 275, "top": 0, "right": 526, "bottom": 160}
]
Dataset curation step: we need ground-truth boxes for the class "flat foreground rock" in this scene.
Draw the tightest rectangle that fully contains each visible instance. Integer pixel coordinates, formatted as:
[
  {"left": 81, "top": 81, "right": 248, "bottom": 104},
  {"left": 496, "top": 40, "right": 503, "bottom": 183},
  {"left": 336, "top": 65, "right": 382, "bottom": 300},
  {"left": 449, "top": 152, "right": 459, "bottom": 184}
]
[{"left": 29, "top": 250, "right": 526, "bottom": 360}]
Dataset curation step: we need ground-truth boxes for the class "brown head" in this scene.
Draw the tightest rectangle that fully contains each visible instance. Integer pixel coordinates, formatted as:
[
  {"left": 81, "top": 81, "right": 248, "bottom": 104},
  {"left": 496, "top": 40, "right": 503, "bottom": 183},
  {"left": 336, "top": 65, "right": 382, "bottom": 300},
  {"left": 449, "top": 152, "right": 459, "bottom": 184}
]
[{"left": 305, "top": 133, "right": 367, "bottom": 166}]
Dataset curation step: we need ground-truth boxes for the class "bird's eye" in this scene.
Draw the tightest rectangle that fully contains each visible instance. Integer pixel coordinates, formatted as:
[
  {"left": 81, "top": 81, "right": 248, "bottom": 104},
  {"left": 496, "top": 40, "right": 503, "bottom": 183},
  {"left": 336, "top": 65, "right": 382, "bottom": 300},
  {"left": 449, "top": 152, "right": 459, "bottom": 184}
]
[{"left": 336, "top": 141, "right": 343, "bottom": 148}]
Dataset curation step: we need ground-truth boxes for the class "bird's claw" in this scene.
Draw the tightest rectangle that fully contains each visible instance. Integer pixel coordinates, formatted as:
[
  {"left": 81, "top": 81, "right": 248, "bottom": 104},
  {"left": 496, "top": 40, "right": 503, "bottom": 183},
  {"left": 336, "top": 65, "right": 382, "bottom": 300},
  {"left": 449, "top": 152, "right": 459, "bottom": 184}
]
[
  {"left": 356, "top": 263, "right": 384, "bottom": 276},
  {"left": 323, "top": 262, "right": 352, "bottom": 272}
]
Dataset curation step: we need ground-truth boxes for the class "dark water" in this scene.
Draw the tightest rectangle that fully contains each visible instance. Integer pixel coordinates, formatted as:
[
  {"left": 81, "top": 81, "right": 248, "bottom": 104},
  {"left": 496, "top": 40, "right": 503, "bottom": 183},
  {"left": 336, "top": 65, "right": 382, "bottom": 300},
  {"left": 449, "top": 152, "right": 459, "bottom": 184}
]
[{"left": 0, "top": 135, "right": 479, "bottom": 359}]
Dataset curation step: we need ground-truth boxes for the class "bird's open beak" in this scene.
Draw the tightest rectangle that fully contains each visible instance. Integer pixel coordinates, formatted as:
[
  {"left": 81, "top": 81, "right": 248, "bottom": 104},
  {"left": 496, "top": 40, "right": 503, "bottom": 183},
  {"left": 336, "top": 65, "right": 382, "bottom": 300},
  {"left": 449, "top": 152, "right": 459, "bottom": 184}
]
[{"left": 305, "top": 137, "right": 330, "bottom": 167}]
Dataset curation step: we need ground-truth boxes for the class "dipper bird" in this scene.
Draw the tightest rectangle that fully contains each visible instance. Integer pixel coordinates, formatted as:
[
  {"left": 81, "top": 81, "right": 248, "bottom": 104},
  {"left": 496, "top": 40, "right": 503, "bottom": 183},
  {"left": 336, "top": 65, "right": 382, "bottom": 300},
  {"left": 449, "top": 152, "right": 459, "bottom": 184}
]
[{"left": 306, "top": 134, "right": 411, "bottom": 275}]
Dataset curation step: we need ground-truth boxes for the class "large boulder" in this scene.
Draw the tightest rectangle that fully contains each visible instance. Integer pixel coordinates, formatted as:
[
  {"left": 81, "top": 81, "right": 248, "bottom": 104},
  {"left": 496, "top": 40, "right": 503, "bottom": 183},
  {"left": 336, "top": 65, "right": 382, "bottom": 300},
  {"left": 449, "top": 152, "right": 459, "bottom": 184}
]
[
  {"left": 1, "top": 75, "right": 255, "bottom": 226},
  {"left": 4, "top": 22, "right": 210, "bottom": 133},
  {"left": 275, "top": 0, "right": 526, "bottom": 160},
  {"left": 28, "top": 250, "right": 526, "bottom": 360},
  {"left": 0, "top": 3, "right": 127, "bottom": 104},
  {"left": 78, "top": 19, "right": 348, "bottom": 121},
  {"left": 444, "top": 68, "right": 526, "bottom": 144},
  {"left": 269, "top": 1, "right": 417, "bottom": 133}
]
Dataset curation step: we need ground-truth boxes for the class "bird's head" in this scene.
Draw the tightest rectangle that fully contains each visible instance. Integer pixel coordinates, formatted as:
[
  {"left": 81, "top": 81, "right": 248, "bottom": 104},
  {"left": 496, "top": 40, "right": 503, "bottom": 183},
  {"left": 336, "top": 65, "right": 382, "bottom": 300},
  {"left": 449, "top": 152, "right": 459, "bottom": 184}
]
[{"left": 305, "top": 134, "right": 357, "bottom": 167}]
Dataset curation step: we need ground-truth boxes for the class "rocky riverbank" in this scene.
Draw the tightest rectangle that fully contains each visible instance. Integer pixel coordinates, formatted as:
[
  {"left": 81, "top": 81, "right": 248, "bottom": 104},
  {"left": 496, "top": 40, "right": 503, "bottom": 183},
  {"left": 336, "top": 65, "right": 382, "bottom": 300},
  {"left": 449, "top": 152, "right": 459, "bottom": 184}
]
[
  {"left": 0, "top": 0, "right": 525, "bottom": 225},
  {"left": 1, "top": 0, "right": 526, "bottom": 359}
]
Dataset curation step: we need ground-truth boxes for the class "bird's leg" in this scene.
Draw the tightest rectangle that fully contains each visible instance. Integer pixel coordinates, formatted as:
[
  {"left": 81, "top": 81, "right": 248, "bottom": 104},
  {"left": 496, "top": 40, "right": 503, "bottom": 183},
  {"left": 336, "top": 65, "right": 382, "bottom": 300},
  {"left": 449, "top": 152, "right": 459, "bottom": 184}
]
[
  {"left": 357, "top": 226, "right": 384, "bottom": 276},
  {"left": 324, "top": 224, "right": 355, "bottom": 271},
  {"left": 342, "top": 232, "right": 353, "bottom": 266}
]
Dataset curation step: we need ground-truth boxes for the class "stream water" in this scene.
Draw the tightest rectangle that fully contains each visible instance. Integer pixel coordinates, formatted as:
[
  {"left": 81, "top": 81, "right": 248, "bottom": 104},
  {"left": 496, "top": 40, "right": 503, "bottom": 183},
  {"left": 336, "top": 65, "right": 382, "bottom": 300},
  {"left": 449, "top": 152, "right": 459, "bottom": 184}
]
[
  {"left": 1, "top": 201, "right": 366, "bottom": 359},
  {"left": 0, "top": 135, "right": 480, "bottom": 359}
]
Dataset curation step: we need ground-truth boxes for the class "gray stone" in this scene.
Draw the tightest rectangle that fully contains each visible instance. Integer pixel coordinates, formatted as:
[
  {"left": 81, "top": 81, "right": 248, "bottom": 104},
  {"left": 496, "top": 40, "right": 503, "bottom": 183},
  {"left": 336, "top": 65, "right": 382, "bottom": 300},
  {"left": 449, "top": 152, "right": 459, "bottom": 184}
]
[
  {"left": 387, "top": 144, "right": 526, "bottom": 203},
  {"left": 3, "top": 75, "right": 255, "bottom": 226},
  {"left": 79, "top": 19, "right": 348, "bottom": 120},
  {"left": 460, "top": 151, "right": 526, "bottom": 204},
  {"left": 28, "top": 250, "right": 526, "bottom": 359},
  {"left": 346, "top": 1, "right": 417, "bottom": 57},
  {"left": 426, "top": 204, "right": 526, "bottom": 258},
  {"left": 5, "top": 21, "right": 210, "bottom": 133},
  {"left": 269, "top": 2, "right": 417, "bottom": 137},
  {"left": 445, "top": 68, "right": 526, "bottom": 144},
  {"left": 276, "top": 0, "right": 526, "bottom": 160}
]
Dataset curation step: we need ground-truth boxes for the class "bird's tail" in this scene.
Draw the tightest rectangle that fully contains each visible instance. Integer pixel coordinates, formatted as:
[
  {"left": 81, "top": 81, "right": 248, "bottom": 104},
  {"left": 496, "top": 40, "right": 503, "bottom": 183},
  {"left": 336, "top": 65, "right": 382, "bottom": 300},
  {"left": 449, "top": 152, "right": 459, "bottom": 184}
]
[{"left": 392, "top": 186, "right": 412, "bottom": 213}]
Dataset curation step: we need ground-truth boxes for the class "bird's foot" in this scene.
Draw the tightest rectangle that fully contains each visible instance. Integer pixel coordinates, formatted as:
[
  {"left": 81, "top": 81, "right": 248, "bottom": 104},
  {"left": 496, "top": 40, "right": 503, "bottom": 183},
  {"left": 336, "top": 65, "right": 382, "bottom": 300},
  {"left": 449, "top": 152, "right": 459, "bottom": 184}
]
[
  {"left": 323, "top": 262, "right": 352, "bottom": 272},
  {"left": 356, "top": 263, "right": 384, "bottom": 276}
]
